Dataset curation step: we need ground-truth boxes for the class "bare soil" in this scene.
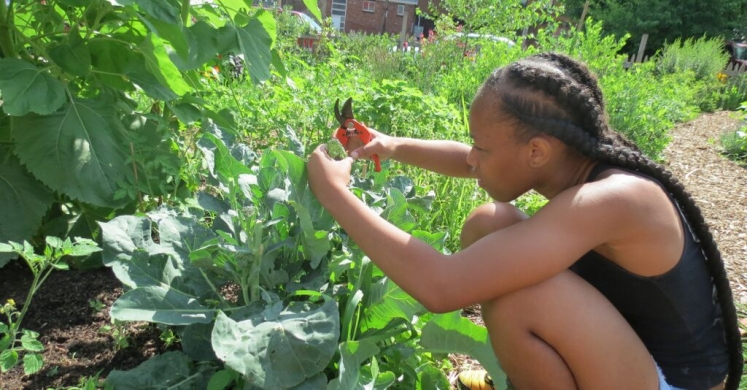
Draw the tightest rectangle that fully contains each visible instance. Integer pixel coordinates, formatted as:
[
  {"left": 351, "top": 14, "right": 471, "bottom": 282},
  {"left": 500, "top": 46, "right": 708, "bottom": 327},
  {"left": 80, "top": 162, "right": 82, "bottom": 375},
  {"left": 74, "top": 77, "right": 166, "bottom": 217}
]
[{"left": 0, "top": 111, "right": 745, "bottom": 390}]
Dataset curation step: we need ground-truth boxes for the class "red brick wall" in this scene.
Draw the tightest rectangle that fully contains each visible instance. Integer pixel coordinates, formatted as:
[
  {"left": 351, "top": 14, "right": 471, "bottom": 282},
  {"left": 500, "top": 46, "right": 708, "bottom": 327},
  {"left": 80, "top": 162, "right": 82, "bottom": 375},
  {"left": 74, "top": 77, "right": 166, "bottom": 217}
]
[
  {"left": 287, "top": 0, "right": 438, "bottom": 39},
  {"left": 345, "top": 1, "right": 417, "bottom": 36}
]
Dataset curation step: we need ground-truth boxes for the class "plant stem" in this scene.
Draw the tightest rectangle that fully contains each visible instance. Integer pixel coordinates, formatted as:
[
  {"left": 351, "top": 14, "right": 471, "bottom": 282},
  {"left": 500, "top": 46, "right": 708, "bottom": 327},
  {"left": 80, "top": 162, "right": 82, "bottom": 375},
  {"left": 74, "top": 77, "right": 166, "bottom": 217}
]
[{"left": 0, "top": 0, "right": 17, "bottom": 58}]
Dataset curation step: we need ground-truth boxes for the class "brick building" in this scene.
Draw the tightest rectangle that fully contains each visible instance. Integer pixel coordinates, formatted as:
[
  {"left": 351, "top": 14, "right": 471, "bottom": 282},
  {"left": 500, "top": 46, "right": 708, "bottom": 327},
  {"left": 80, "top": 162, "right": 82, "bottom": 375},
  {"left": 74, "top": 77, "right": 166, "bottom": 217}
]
[{"left": 285, "top": 0, "right": 439, "bottom": 39}]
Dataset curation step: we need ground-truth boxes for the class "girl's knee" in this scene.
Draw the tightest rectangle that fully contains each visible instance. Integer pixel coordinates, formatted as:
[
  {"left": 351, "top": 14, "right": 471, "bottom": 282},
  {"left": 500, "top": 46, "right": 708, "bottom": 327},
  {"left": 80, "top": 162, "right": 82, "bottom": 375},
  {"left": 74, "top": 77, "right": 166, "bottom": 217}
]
[{"left": 460, "top": 202, "right": 527, "bottom": 249}]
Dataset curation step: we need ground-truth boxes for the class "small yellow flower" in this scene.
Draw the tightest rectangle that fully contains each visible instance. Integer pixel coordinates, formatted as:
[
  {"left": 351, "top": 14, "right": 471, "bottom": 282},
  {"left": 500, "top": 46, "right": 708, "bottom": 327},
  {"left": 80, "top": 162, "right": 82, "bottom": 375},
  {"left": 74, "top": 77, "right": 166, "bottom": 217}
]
[
  {"left": 7, "top": 299, "right": 15, "bottom": 307},
  {"left": 717, "top": 72, "right": 728, "bottom": 83}
]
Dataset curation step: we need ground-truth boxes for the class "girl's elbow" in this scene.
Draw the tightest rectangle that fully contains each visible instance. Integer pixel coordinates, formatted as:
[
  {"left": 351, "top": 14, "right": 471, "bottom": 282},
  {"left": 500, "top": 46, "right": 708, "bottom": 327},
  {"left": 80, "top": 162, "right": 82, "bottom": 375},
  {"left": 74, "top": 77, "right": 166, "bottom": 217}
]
[{"left": 417, "top": 284, "right": 464, "bottom": 314}]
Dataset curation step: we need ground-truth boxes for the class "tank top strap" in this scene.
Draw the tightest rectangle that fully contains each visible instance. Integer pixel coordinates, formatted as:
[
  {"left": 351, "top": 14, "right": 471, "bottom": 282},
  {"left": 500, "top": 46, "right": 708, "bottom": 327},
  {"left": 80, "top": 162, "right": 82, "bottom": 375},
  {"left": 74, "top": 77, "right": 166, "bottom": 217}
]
[{"left": 586, "top": 162, "right": 614, "bottom": 182}]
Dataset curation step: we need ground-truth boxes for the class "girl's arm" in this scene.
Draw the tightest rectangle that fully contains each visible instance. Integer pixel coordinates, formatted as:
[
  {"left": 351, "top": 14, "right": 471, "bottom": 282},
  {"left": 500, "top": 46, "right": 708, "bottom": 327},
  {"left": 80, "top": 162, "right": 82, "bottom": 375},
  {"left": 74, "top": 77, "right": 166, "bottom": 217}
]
[
  {"left": 307, "top": 146, "right": 659, "bottom": 313},
  {"left": 350, "top": 129, "right": 474, "bottom": 178}
]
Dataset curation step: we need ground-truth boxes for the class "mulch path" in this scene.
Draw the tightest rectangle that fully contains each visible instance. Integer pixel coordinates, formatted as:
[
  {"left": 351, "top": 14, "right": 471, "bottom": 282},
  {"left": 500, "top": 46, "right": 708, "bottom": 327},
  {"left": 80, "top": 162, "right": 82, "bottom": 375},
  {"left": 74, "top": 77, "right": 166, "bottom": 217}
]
[{"left": 0, "top": 111, "right": 745, "bottom": 390}]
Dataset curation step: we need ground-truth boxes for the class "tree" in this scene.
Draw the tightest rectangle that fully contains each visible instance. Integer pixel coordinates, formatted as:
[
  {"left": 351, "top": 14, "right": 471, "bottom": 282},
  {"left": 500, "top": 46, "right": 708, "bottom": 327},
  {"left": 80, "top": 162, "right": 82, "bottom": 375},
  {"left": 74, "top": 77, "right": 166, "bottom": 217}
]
[{"left": 563, "top": 0, "right": 747, "bottom": 54}]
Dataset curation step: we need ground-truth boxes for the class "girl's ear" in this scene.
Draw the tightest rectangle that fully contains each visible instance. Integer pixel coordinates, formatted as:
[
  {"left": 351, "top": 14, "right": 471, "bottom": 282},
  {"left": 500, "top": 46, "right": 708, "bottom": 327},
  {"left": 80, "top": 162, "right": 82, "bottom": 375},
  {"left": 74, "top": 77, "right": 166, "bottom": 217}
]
[{"left": 526, "top": 135, "right": 553, "bottom": 168}]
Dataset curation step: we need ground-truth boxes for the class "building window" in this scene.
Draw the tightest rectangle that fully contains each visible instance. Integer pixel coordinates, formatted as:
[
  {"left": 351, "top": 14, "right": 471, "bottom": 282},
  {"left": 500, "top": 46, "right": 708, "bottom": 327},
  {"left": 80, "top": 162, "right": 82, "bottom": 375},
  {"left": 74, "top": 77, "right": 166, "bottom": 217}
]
[
  {"left": 362, "top": 1, "right": 375, "bottom": 12},
  {"left": 397, "top": 4, "right": 405, "bottom": 16}
]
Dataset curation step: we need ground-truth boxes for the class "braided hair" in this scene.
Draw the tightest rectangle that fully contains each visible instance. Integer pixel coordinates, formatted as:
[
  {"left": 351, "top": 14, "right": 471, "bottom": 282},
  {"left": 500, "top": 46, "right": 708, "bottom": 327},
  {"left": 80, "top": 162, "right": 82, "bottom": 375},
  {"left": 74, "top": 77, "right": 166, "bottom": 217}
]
[{"left": 481, "top": 52, "right": 743, "bottom": 389}]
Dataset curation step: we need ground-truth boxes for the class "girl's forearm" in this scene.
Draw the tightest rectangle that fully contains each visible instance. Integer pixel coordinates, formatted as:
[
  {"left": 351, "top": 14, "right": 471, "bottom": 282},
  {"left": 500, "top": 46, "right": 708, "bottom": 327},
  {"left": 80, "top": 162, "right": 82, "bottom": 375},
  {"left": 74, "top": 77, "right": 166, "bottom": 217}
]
[{"left": 391, "top": 138, "right": 473, "bottom": 178}]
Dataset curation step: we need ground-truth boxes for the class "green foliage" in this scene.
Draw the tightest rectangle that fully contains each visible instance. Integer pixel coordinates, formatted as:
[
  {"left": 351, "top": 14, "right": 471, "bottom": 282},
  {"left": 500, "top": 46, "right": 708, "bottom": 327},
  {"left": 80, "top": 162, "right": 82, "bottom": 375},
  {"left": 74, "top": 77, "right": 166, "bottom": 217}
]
[
  {"left": 0, "top": 237, "right": 101, "bottom": 375},
  {"left": 720, "top": 107, "right": 747, "bottom": 163},
  {"left": 655, "top": 36, "right": 729, "bottom": 81},
  {"left": 0, "top": 0, "right": 276, "bottom": 261},
  {"left": 564, "top": 0, "right": 747, "bottom": 54},
  {"left": 428, "top": 0, "right": 561, "bottom": 39},
  {"left": 602, "top": 62, "right": 700, "bottom": 160}
]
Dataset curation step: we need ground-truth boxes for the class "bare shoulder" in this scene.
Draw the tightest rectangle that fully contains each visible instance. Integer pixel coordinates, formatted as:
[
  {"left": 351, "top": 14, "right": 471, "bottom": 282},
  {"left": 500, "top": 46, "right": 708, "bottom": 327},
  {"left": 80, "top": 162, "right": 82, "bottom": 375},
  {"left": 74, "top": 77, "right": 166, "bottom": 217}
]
[{"left": 534, "top": 168, "right": 682, "bottom": 274}]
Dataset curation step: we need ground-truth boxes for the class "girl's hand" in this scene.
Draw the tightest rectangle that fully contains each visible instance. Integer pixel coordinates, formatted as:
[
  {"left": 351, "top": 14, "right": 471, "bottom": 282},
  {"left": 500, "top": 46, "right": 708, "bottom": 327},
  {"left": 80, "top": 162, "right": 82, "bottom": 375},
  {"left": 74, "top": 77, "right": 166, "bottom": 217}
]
[
  {"left": 349, "top": 128, "right": 396, "bottom": 162},
  {"left": 307, "top": 144, "right": 354, "bottom": 205}
]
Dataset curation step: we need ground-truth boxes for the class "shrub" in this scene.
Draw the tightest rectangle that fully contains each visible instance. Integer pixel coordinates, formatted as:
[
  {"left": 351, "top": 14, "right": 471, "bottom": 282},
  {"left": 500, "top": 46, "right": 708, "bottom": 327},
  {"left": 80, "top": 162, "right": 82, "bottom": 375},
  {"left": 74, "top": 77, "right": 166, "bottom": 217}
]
[
  {"left": 720, "top": 106, "right": 747, "bottom": 163},
  {"left": 655, "top": 36, "right": 729, "bottom": 81}
]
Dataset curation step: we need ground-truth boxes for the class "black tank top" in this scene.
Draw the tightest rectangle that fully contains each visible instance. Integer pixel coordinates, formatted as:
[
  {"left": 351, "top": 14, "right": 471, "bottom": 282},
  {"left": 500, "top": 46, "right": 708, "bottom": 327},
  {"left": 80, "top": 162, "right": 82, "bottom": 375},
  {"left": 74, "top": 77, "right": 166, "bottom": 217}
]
[{"left": 570, "top": 163, "right": 728, "bottom": 389}]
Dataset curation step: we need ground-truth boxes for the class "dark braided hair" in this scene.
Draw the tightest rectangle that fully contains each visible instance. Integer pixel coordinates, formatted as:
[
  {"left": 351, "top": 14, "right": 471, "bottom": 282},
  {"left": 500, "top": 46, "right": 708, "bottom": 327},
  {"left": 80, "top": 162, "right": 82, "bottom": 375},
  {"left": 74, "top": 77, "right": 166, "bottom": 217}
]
[{"left": 481, "top": 53, "right": 743, "bottom": 389}]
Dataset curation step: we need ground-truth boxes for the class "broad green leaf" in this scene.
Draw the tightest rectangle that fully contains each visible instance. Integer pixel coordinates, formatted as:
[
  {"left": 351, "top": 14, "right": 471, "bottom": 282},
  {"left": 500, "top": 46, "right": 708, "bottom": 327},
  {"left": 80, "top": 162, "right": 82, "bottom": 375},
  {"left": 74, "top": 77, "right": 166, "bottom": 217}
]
[
  {"left": 105, "top": 351, "right": 214, "bottom": 389},
  {"left": 236, "top": 18, "right": 273, "bottom": 84},
  {"left": 197, "top": 131, "right": 253, "bottom": 181},
  {"left": 124, "top": 59, "right": 178, "bottom": 101},
  {"left": 0, "top": 58, "right": 66, "bottom": 116},
  {"left": 169, "top": 21, "right": 220, "bottom": 71},
  {"left": 179, "top": 323, "right": 217, "bottom": 362},
  {"left": 48, "top": 29, "right": 91, "bottom": 77},
  {"left": 327, "top": 339, "right": 380, "bottom": 390},
  {"left": 363, "top": 278, "right": 424, "bottom": 331},
  {"left": 254, "top": 9, "right": 277, "bottom": 46},
  {"left": 139, "top": 33, "right": 192, "bottom": 97},
  {"left": 111, "top": 284, "right": 215, "bottom": 325},
  {"left": 0, "top": 149, "right": 54, "bottom": 256},
  {"left": 133, "top": 0, "right": 180, "bottom": 24},
  {"left": 207, "top": 369, "right": 234, "bottom": 390},
  {"left": 381, "top": 188, "right": 417, "bottom": 232},
  {"left": 58, "top": 0, "right": 89, "bottom": 5},
  {"left": 212, "top": 299, "right": 339, "bottom": 389},
  {"left": 0, "top": 349, "right": 18, "bottom": 372},
  {"left": 420, "top": 311, "right": 506, "bottom": 386},
  {"left": 99, "top": 215, "right": 157, "bottom": 266},
  {"left": 88, "top": 38, "right": 137, "bottom": 91},
  {"left": 23, "top": 353, "right": 43, "bottom": 375},
  {"left": 216, "top": 17, "right": 273, "bottom": 84},
  {"left": 21, "top": 334, "right": 44, "bottom": 352},
  {"left": 216, "top": 0, "right": 250, "bottom": 20},
  {"left": 289, "top": 201, "right": 330, "bottom": 269},
  {"left": 416, "top": 364, "right": 451, "bottom": 390},
  {"left": 149, "top": 18, "right": 189, "bottom": 59},
  {"left": 302, "top": 0, "right": 323, "bottom": 23},
  {"left": 11, "top": 99, "right": 129, "bottom": 208}
]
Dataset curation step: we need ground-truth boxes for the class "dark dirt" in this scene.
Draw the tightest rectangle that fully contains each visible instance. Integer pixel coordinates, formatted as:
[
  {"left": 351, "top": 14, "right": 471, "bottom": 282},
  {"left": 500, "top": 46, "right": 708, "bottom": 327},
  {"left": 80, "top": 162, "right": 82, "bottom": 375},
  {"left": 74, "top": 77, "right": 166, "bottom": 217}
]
[
  {"left": 0, "top": 261, "right": 176, "bottom": 390},
  {"left": 0, "top": 111, "right": 745, "bottom": 390}
]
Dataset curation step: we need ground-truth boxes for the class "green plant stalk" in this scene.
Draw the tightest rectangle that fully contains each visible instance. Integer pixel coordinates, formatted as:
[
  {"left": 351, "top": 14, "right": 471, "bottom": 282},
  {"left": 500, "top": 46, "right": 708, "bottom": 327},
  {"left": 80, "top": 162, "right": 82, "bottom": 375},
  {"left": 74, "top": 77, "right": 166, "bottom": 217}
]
[
  {"left": 8, "top": 255, "right": 56, "bottom": 350},
  {"left": 0, "top": 0, "right": 17, "bottom": 58},
  {"left": 180, "top": 0, "right": 191, "bottom": 26}
]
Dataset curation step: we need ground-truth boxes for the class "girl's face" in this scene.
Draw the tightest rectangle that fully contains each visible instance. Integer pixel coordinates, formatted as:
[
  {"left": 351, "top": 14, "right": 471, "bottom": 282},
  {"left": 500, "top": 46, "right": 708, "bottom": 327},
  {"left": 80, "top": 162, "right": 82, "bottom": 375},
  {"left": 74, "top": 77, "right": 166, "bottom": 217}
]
[{"left": 466, "top": 94, "right": 536, "bottom": 202}]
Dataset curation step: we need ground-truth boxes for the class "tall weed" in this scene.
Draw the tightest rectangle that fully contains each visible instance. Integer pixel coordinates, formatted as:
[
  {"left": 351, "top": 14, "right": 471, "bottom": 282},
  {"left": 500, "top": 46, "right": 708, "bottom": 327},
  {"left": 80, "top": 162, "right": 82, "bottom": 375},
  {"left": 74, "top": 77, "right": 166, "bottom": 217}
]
[
  {"left": 654, "top": 36, "right": 734, "bottom": 112},
  {"left": 655, "top": 36, "right": 728, "bottom": 81}
]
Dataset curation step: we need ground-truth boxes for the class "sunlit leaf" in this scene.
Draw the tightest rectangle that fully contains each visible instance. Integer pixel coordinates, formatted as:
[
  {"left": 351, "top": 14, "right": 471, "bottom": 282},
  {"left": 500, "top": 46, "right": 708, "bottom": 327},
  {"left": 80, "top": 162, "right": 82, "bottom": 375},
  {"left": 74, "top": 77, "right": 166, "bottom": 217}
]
[
  {"left": 133, "top": 0, "right": 180, "bottom": 24},
  {"left": 0, "top": 58, "right": 66, "bottom": 116},
  {"left": 105, "top": 351, "right": 214, "bottom": 389},
  {"left": 112, "top": 283, "right": 215, "bottom": 325},
  {"left": 420, "top": 311, "right": 506, "bottom": 386},
  {"left": 212, "top": 300, "right": 339, "bottom": 388},
  {"left": 302, "top": 0, "right": 323, "bottom": 23},
  {"left": 139, "top": 33, "right": 192, "bottom": 97},
  {"left": 11, "top": 99, "right": 129, "bottom": 208},
  {"left": 0, "top": 349, "right": 18, "bottom": 372},
  {"left": 22, "top": 353, "right": 43, "bottom": 375},
  {"left": 327, "top": 340, "right": 380, "bottom": 390}
]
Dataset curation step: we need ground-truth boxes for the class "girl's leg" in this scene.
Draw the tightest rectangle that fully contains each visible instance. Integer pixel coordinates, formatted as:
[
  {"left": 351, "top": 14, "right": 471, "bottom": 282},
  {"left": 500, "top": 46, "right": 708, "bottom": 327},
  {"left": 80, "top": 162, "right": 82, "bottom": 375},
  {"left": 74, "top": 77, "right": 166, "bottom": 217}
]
[{"left": 461, "top": 202, "right": 659, "bottom": 390}]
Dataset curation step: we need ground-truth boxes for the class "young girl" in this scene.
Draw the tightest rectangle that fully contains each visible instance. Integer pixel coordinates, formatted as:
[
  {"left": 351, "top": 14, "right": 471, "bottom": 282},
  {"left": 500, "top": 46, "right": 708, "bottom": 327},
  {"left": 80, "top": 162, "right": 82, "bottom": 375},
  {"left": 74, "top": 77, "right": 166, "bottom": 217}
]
[{"left": 306, "top": 53, "right": 742, "bottom": 389}]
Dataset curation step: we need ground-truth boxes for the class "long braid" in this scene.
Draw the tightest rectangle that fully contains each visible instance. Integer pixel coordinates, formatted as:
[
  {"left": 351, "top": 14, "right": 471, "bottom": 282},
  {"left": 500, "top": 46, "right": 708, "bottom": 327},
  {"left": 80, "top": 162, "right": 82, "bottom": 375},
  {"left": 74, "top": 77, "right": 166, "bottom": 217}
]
[{"left": 486, "top": 53, "right": 743, "bottom": 389}]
